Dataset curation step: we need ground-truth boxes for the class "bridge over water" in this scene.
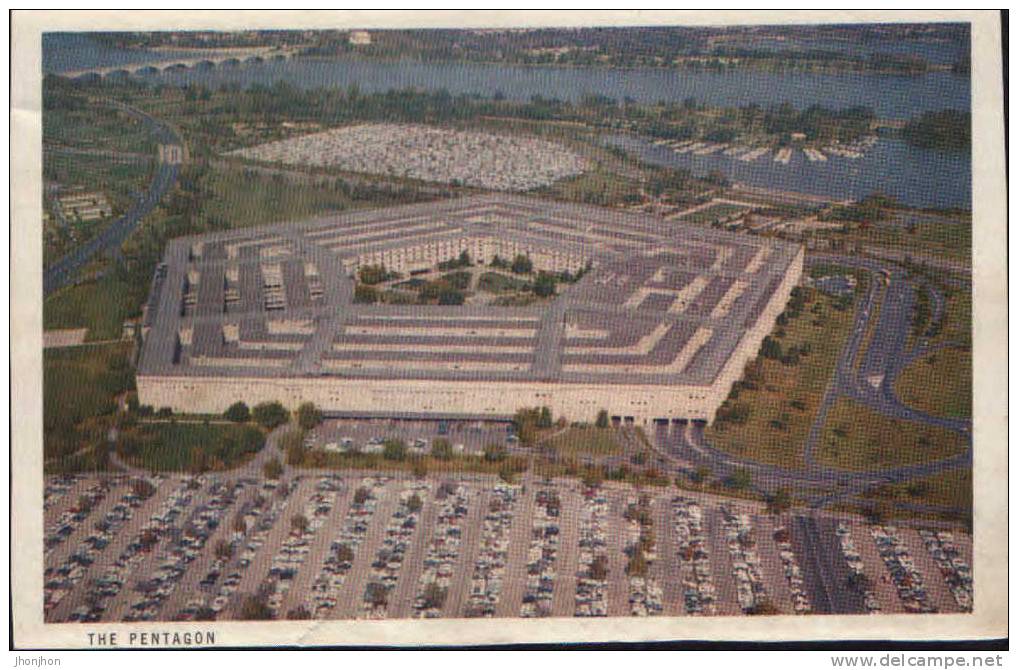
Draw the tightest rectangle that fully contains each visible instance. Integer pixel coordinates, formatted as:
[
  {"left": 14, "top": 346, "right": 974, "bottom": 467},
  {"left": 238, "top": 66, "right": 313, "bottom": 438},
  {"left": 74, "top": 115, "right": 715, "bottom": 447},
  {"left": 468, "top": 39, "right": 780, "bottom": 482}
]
[{"left": 57, "top": 47, "right": 298, "bottom": 80}]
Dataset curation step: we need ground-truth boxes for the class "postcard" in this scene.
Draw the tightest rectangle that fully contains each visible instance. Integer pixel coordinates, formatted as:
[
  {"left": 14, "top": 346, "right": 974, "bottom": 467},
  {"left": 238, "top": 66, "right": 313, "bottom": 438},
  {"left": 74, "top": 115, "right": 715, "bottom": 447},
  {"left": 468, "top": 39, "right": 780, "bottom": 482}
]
[{"left": 10, "top": 9, "right": 1007, "bottom": 649}]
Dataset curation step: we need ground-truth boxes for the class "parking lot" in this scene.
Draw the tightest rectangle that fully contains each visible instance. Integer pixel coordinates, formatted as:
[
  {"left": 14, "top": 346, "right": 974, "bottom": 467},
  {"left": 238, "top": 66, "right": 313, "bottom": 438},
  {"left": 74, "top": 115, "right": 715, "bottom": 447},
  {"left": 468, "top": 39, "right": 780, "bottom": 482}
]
[
  {"left": 45, "top": 472, "right": 973, "bottom": 622},
  {"left": 307, "top": 418, "right": 516, "bottom": 458}
]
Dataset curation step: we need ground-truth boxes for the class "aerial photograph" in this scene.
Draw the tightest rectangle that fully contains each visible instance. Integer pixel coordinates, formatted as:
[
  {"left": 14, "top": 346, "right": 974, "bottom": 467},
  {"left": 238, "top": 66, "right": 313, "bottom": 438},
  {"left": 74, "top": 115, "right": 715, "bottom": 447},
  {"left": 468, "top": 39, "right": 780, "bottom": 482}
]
[{"left": 39, "top": 20, "right": 975, "bottom": 626}]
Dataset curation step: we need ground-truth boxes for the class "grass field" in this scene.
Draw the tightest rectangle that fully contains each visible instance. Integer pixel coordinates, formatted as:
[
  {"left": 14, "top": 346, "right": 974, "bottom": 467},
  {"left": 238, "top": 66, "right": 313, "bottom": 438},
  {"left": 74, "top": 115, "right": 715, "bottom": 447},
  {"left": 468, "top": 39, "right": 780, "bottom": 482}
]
[
  {"left": 44, "top": 274, "right": 142, "bottom": 341},
  {"left": 894, "top": 346, "right": 972, "bottom": 418},
  {"left": 707, "top": 288, "right": 857, "bottom": 469},
  {"left": 118, "top": 422, "right": 264, "bottom": 472},
  {"left": 43, "top": 106, "right": 157, "bottom": 156},
  {"left": 679, "top": 202, "right": 751, "bottom": 225},
  {"left": 543, "top": 427, "right": 624, "bottom": 457},
  {"left": 44, "top": 342, "right": 134, "bottom": 468},
  {"left": 835, "top": 213, "right": 972, "bottom": 264},
  {"left": 477, "top": 271, "right": 529, "bottom": 293},
  {"left": 816, "top": 398, "right": 969, "bottom": 471},
  {"left": 870, "top": 467, "right": 972, "bottom": 513},
  {"left": 936, "top": 289, "right": 972, "bottom": 347}
]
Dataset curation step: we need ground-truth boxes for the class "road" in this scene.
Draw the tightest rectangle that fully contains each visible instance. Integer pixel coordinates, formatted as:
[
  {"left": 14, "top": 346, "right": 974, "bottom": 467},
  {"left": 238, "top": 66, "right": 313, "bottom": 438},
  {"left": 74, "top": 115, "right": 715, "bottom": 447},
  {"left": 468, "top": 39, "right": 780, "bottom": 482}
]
[
  {"left": 43, "top": 100, "right": 185, "bottom": 296},
  {"left": 651, "top": 253, "right": 972, "bottom": 514}
]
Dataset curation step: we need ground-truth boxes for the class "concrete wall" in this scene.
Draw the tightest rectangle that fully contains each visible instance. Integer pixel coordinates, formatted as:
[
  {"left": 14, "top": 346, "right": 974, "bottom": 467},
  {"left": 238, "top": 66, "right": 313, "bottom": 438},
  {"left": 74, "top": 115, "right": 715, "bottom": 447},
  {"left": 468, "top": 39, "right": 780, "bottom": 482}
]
[{"left": 137, "top": 374, "right": 717, "bottom": 423}]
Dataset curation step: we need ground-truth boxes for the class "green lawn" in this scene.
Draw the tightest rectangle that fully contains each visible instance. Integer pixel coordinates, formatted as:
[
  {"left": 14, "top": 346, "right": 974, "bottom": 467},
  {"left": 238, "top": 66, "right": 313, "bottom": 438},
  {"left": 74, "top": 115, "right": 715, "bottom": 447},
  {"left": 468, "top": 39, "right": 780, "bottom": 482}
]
[
  {"left": 895, "top": 346, "right": 972, "bottom": 418},
  {"left": 44, "top": 106, "right": 158, "bottom": 155},
  {"left": 543, "top": 427, "right": 624, "bottom": 457},
  {"left": 816, "top": 398, "right": 969, "bottom": 471},
  {"left": 44, "top": 342, "right": 134, "bottom": 465},
  {"left": 477, "top": 271, "right": 529, "bottom": 293},
  {"left": 707, "top": 289, "right": 857, "bottom": 469},
  {"left": 44, "top": 274, "right": 143, "bottom": 341},
  {"left": 871, "top": 467, "right": 972, "bottom": 513},
  {"left": 679, "top": 202, "right": 751, "bottom": 225},
  {"left": 118, "top": 422, "right": 265, "bottom": 472},
  {"left": 198, "top": 165, "right": 429, "bottom": 231}
]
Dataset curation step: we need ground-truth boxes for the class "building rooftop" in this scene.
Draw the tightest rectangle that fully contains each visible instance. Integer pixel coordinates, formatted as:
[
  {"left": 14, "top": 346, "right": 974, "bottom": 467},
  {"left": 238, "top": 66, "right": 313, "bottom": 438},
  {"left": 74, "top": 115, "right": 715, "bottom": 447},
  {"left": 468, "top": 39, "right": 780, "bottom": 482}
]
[{"left": 138, "top": 194, "right": 801, "bottom": 387}]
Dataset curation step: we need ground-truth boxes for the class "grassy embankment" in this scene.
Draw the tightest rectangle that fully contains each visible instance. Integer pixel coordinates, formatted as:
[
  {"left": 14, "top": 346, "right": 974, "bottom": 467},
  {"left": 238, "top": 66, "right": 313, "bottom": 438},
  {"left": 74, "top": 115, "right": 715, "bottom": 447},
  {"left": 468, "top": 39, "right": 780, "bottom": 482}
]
[
  {"left": 43, "top": 342, "right": 134, "bottom": 473},
  {"left": 707, "top": 285, "right": 858, "bottom": 469},
  {"left": 117, "top": 422, "right": 265, "bottom": 472}
]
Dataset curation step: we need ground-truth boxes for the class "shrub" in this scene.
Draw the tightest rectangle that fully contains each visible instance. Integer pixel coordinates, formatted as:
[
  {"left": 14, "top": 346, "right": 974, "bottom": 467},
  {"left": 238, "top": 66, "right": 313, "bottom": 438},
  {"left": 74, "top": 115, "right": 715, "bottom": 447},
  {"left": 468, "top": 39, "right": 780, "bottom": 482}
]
[
  {"left": 383, "top": 439, "right": 407, "bottom": 461},
  {"left": 595, "top": 410, "right": 609, "bottom": 429},
  {"left": 295, "top": 402, "right": 322, "bottom": 430},
  {"left": 483, "top": 443, "right": 508, "bottom": 463},
  {"left": 263, "top": 457, "right": 283, "bottom": 480},
  {"left": 252, "top": 401, "right": 289, "bottom": 429},
  {"left": 224, "top": 401, "right": 250, "bottom": 423},
  {"left": 431, "top": 438, "right": 453, "bottom": 460},
  {"left": 511, "top": 253, "right": 533, "bottom": 274}
]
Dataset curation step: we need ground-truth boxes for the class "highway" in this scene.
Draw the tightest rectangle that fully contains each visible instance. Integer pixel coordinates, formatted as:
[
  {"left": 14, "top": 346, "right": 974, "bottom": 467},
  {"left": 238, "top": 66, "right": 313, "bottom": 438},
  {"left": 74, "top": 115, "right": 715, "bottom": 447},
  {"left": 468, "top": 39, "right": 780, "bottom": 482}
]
[{"left": 43, "top": 101, "right": 184, "bottom": 296}]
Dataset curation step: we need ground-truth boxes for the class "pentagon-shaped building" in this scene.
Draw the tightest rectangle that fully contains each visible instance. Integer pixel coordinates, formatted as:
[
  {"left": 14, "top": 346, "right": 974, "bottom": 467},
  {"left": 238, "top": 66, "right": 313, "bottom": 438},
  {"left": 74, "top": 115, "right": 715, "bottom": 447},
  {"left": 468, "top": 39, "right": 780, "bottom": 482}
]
[{"left": 136, "top": 195, "right": 803, "bottom": 425}]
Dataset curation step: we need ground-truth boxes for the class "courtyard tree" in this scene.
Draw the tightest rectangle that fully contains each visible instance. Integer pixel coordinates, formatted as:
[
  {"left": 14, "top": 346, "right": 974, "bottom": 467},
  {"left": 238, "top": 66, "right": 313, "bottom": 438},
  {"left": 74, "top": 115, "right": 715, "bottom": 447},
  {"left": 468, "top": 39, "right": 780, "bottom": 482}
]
[
  {"left": 511, "top": 253, "right": 533, "bottom": 274},
  {"left": 534, "top": 273, "right": 556, "bottom": 297}
]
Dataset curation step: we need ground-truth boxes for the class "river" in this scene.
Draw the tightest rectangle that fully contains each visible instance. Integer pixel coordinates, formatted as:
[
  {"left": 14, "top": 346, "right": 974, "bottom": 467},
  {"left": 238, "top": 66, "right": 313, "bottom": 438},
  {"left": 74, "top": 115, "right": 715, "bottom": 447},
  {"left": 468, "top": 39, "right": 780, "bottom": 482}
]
[{"left": 44, "top": 32, "right": 971, "bottom": 209}]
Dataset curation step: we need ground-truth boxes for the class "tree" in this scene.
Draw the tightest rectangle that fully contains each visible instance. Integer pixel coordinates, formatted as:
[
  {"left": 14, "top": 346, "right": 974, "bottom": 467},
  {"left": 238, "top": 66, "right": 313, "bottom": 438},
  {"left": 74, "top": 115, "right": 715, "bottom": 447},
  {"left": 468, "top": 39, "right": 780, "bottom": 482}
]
[
  {"left": 534, "top": 273, "right": 556, "bottom": 297},
  {"left": 421, "top": 583, "right": 447, "bottom": 610},
  {"left": 295, "top": 402, "right": 322, "bottom": 430},
  {"left": 595, "top": 410, "right": 610, "bottom": 429},
  {"left": 215, "top": 539, "right": 233, "bottom": 561},
  {"left": 537, "top": 406, "right": 553, "bottom": 429},
  {"left": 252, "top": 402, "right": 289, "bottom": 429},
  {"left": 365, "top": 582, "right": 388, "bottom": 608},
  {"left": 690, "top": 465, "right": 712, "bottom": 487},
  {"left": 431, "top": 438, "right": 454, "bottom": 460},
  {"left": 383, "top": 439, "right": 407, "bottom": 461},
  {"left": 287, "top": 606, "right": 312, "bottom": 620},
  {"left": 407, "top": 493, "right": 423, "bottom": 513},
  {"left": 626, "top": 547, "right": 648, "bottom": 577},
  {"left": 728, "top": 467, "right": 752, "bottom": 491},
  {"left": 354, "top": 284, "right": 379, "bottom": 304},
  {"left": 263, "top": 457, "right": 283, "bottom": 480},
  {"left": 131, "top": 478, "right": 156, "bottom": 500},
  {"left": 224, "top": 401, "right": 251, "bottom": 423},
  {"left": 582, "top": 468, "right": 604, "bottom": 489},
  {"left": 334, "top": 543, "right": 355, "bottom": 564},
  {"left": 511, "top": 253, "right": 533, "bottom": 274},
  {"left": 589, "top": 554, "right": 609, "bottom": 581},
  {"left": 238, "top": 594, "right": 274, "bottom": 620},
  {"left": 761, "top": 336, "right": 783, "bottom": 360},
  {"left": 291, "top": 513, "right": 310, "bottom": 535},
  {"left": 483, "top": 443, "right": 508, "bottom": 462},
  {"left": 353, "top": 486, "right": 371, "bottom": 505},
  {"left": 232, "top": 513, "right": 247, "bottom": 534},
  {"left": 767, "top": 488, "right": 793, "bottom": 514}
]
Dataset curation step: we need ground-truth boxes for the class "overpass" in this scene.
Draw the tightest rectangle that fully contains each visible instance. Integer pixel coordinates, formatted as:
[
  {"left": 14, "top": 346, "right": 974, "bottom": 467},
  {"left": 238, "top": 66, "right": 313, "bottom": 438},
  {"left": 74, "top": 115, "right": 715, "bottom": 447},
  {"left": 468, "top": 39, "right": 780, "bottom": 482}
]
[{"left": 56, "top": 47, "right": 298, "bottom": 80}]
